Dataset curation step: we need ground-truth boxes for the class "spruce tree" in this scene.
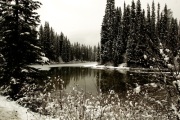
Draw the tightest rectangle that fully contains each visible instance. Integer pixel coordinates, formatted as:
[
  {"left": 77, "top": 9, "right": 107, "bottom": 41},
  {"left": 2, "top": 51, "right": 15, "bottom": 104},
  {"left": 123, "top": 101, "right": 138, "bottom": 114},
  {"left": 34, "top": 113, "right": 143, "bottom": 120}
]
[
  {"left": 0, "top": 0, "right": 42, "bottom": 79},
  {"left": 100, "top": 0, "right": 115, "bottom": 65},
  {"left": 126, "top": 1, "right": 136, "bottom": 67},
  {"left": 134, "top": 0, "right": 145, "bottom": 67},
  {"left": 169, "top": 18, "right": 178, "bottom": 56},
  {"left": 43, "top": 22, "right": 51, "bottom": 59},
  {"left": 113, "top": 7, "right": 124, "bottom": 66},
  {"left": 160, "top": 5, "right": 169, "bottom": 48},
  {"left": 156, "top": 3, "right": 161, "bottom": 37},
  {"left": 39, "top": 25, "right": 44, "bottom": 50},
  {"left": 100, "top": 16, "right": 108, "bottom": 64},
  {"left": 151, "top": 1, "right": 156, "bottom": 42},
  {"left": 49, "top": 27, "right": 56, "bottom": 61},
  {"left": 122, "top": 3, "right": 131, "bottom": 49},
  {"left": 97, "top": 43, "right": 101, "bottom": 63}
]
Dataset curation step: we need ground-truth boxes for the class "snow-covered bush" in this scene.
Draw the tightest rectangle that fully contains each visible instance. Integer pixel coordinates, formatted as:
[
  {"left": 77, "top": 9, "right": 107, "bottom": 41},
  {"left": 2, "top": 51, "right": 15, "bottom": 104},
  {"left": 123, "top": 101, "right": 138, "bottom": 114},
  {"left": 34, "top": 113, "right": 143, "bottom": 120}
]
[
  {"left": 10, "top": 76, "right": 176, "bottom": 119},
  {"left": 149, "top": 42, "right": 180, "bottom": 119}
]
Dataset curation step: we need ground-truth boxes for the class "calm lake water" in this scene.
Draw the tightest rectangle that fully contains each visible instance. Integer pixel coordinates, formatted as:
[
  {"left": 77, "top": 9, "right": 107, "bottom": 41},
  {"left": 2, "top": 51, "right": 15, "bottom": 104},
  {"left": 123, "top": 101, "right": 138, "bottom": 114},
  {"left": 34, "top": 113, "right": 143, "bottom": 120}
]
[{"left": 36, "top": 63, "right": 161, "bottom": 95}]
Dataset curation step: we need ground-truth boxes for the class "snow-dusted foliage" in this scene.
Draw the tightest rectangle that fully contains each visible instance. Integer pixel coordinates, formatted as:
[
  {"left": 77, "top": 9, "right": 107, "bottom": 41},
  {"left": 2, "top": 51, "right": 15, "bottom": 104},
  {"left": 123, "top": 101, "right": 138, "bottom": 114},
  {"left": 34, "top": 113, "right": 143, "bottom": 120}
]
[
  {"left": 152, "top": 41, "right": 180, "bottom": 119},
  {"left": 0, "top": 76, "right": 174, "bottom": 119},
  {"left": 100, "top": 0, "right": 179, "bottom": 68},
  {"left": 40, "top": 56, "right": 49, "bottom": 63},
  {"left": 36, "top": 56, "right": 49, "bottom": 65},
  {"left": 0, "top": 0, "right": 42, "bottom": 79}
]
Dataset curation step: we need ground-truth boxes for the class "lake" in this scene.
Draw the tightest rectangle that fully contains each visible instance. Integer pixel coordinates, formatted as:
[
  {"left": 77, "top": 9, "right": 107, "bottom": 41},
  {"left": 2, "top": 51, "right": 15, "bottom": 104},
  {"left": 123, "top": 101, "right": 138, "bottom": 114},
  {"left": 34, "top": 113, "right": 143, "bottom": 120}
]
[{"left": 33, "top": 62, "right": 162, "bottom": 95}]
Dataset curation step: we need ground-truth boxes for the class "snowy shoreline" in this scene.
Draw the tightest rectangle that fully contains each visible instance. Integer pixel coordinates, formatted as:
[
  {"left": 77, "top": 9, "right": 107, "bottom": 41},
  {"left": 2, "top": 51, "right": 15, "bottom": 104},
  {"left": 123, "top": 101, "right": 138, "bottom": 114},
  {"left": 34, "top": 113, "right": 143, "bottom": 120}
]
[
  {"left": 30, "top": 62, "right": 171, "bottom": 74},
  {"left": 0, "top": 95, "right": 39, "bottom": 120},
  {"left": 30, "top": 62, "right": 129, "bottom": 71},
  {"left": 0, "top": 95, "right": 57, "bottom": 120}
]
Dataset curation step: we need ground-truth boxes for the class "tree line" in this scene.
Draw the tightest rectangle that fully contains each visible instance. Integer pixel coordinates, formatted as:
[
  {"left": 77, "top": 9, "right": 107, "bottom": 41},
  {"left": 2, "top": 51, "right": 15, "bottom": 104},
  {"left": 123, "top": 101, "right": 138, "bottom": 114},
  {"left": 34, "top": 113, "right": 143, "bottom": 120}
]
[
  {"left": 0, "top": 0, "right": 99, "bottom": 82},
  {"left": 100, "top": 0, "right": 180, "bottom": 67},
  {"left": 38, "top": 22, "right": 99, "bottom": 63}
]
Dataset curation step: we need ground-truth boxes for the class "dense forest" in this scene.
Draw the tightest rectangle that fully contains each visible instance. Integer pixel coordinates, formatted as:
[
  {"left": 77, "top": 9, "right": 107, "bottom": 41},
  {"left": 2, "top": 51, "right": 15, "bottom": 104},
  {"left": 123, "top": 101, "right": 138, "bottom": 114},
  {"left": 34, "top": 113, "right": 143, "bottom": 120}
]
[
  {"left": 100, "top": 0, "right": 180, "bottom": 67},
  {"left": 38, "top": 22, "right": 99, "bottom": 63}
]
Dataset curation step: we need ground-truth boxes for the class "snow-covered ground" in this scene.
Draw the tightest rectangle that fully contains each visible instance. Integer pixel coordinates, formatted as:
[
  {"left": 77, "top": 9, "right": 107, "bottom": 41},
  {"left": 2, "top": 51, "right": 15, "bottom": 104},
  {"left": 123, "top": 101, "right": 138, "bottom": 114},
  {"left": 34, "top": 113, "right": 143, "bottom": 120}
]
[
  {"left": 30, "top": 62, "right": 98, "bottom": 70},
  {"left": 30, "top": 62, "right": 131, "bottom": 71},
  {"left": 0, "top": 95, "right": 57, "bottom": 120}
]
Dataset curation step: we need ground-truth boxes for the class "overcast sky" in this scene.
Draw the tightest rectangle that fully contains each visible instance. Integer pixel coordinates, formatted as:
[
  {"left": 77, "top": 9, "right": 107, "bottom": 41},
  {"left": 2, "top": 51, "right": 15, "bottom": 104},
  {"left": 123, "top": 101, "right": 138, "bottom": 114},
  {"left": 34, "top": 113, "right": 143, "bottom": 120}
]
[{"left": 37, "top": 0, "right": 180, "bottom": 46}]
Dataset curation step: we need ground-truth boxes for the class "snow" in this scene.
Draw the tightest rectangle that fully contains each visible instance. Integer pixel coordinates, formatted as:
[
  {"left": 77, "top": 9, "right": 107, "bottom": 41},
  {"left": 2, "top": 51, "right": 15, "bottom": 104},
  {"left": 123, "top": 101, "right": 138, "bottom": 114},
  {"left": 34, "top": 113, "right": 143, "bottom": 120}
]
[
  {"left": 0, "top": 95, "right": 58, "bottom": 120},
  {"left": 35, "top": 66, "right": 51, "bottom": 71},
  {"left": 24, "top": 32, "right": 30, "bottom": 35},
  {"left": 30, "top": 62, "right": 98, "bottom": 71},
  {"left": 173, "top": 80, "right": 180, "bottom": 90},
  {"left": 150, "top": 66, "right": 153, "bottom": 69},
  {"left": 30, "top": 44, "right": 41, "bottom": 49},
  {"left": 91, "top": 65, "right": 105, "bottom": 69},
  {"left": 164, "top": 56, "right": 169, "bottom": 62},
  {"left": 82, "top": 63, "right": 98, "bottom": 68},
  {"left": 144, "top": 55, "right": 147, "bottom": 60},
  {"left": 31, "top": 62, "right": 131, "bottom": 72},
  {"left": 165, "top": 49, "right": 170, "bottom": 53},
  {"left": 118, "top": 63, "right": 127, "bottom": 68},
  {"left": 4, "top": 30, "right": 11, "bottom": 33},
  {"left": 10, "top": 1, "right": 15, "bottom": 5},
  {"left": 167, "top": 64, "right": 173, "bottom": 69},
  {"left": 21, "top": 69, "right": 28, "bottom": 73},
  {"left": 41, "top": 56, "right": 49, "bottom": 63},
  {"left": 160, "top": 49, "right": 163, "bottom": 54},
  {"left": 0, "top": 95, "right": 39, "bottom": 120},
  {"left": 150, "top": 83, "right": 158, "bottom": 88},
  {"left": 133, "top": 83, "right": 141, "bottom": 94},
  {"left": 171, "top": 103, "right": 180, "bottom": 118},
  {"left": 89, "top": 63, "right": 130, "bottom": 71},
  {"left": 20, "top": 33, "right": 24, "bottom": 36}
]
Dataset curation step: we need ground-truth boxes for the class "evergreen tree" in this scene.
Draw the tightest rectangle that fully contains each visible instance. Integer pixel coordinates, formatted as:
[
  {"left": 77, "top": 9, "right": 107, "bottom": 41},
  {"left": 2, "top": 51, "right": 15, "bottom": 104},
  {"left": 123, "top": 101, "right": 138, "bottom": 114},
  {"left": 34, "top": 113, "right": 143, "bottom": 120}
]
[
  {"left": 160, "top": 5, "right": 169, "bottom": 48},
  {"left": 0, "top": 0, "right": 42, "bottom": 78},
  {"left": 43, "top": 22, "right": 50, "bottom": 57},
  {"left": 122, "top": 3, "right": 131, "bottom": 49},
  {"left": 151, "top": 1, "right": 156, "bottom": 42},
  {"left": 49, "top": 27, "right": 56, "bottom": 61},
  {"left": 100, "top": 15, "right": 109, "bottom": 64},
  {"left": 59, "top": 32, "right": 64, "bottom": 59},
  {"left": 145, "top": 4, "right": 156, "bottom": 66},
  {"left": 100, "top": 0, "right": 115, "bottom": 64},
  {"left": 54, "top": 33, "right": 60, "bottom": 61},
  {"left": 148, "top": 1, "right": 159, "bottom": 65},
  {"left": 134, "top": 0, "right": 143, "bottom": 67},
  {"left": 126, "top": 1, "right": 136, "bottom": 67},
  {"left": 113, "top": 7, "right": 124, "bottom": 66},
  {"left": 97, "top": 43, "right": 101, "bottom": 62},
  {"left": 39, "top": 25, "right": 44, "bottom": 50},
  {"left": 169, "top": 18, "right": 179, "bottom": 56},
  {"left": 156, "top": 3, "right": 161, "bottom": 37}
]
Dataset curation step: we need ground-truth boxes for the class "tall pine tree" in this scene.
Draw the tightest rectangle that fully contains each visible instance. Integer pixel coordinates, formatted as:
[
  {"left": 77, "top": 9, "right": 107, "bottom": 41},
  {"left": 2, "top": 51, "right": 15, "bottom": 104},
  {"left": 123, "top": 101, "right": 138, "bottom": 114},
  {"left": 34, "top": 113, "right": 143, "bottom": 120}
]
[
  {"left": 100, "top": 0, "right": 115, "bottom": 65},
  {"left": 0, "top": 0, "right": 42, "bottom": 79}
]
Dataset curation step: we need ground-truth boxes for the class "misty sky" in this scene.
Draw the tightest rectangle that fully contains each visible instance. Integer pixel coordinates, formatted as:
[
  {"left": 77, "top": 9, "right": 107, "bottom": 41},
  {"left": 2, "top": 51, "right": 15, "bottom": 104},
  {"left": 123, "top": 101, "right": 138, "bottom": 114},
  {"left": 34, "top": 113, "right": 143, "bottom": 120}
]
[{"left": 37, "top": 0, "right": 180, "bottom": 46}]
